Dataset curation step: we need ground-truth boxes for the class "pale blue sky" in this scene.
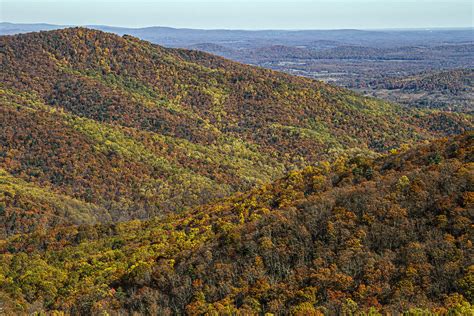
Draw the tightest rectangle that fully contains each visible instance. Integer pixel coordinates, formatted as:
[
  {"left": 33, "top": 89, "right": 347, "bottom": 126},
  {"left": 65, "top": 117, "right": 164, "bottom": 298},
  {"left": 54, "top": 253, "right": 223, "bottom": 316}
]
[{"left": 1, "top": 0, "right": 473, "bottom": 29}]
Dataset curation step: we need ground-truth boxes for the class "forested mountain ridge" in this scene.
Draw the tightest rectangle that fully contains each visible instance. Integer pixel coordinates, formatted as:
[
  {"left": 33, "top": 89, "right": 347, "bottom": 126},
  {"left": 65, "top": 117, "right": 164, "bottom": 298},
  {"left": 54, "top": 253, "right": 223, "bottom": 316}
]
[
  {"left": 1, "top": 132, "right": 472, "bottom": 314},
  {"left": 3, "top": 23, "right": 473, "bottom": 114},
  {"left": 0, "top": 28, "right": 472, "bottom": 236}
]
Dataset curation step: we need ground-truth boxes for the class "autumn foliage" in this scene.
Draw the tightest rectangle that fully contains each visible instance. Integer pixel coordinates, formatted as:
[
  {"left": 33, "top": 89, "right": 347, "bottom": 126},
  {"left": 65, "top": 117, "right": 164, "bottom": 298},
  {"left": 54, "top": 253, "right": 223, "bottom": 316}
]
[
  {"left": 1, "top": 132, "right": 473, "bottom": 314},
  {"left": 1, "top": 28, "right": 472, "bottom": 236},
  {"left": 0, "top": 28, "right": 473, "bottom": 314}
]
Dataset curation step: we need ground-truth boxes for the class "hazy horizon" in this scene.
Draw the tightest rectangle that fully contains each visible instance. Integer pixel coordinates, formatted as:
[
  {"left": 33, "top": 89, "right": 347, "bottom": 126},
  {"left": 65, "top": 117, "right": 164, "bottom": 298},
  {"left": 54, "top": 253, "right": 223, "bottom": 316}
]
[
  {"left": 2, "top": 21, "right": 474, "bottom": 32},
  {"left": 1, "top": 0, "right": 473, "bottom": 30}
]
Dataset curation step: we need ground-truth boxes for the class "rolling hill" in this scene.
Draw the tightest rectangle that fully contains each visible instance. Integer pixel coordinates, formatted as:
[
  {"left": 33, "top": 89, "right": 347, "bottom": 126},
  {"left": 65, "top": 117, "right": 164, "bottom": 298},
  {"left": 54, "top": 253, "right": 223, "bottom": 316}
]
[
  {"left": 0, "top": 28, "right": 472, "bottom": 237},
  {"left": 355, "top": 68, "right": 474, "bottom": 113},
  {"left": 1, "top": 132, "right": 472, "bottom": 314},
  {"left": 2, "top": 24, "right": 473, "bottom": 115}
]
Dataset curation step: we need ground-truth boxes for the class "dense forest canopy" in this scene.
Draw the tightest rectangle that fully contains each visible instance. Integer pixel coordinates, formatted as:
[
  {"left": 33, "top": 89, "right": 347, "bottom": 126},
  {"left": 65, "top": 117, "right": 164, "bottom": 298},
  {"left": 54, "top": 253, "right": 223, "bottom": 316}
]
[
  {"left": 0, "top": 28, "right": 472, "bottom": 236},
  {"left": 0, "top": 28, "right": 473, "bottom": 314},
  {"left": 1, "top": 132, "right": 472, "bottom": 314}
]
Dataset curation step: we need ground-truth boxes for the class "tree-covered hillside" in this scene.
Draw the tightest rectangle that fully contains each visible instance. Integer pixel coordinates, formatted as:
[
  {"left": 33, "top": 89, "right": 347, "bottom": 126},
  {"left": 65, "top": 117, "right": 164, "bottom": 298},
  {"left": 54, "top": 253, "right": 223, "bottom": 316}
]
[
  {"left": 1, "top": 28, "right": 472, "bottom": 235},
  {"left": 1, "top": 132, "right": 472, "bottom": 314},
  {"left": 355, "top": 69, "right": 474, "bottom": 113}
]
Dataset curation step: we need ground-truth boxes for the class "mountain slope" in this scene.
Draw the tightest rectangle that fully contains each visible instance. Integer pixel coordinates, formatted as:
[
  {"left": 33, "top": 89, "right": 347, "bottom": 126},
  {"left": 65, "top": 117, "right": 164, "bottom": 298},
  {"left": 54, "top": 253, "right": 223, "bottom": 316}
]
[
  {"left": 1, "top": 132, "right": 472, "bottom": 314},
  {"left": 0, "top": 28, "right": 472, "bottom": 234}
]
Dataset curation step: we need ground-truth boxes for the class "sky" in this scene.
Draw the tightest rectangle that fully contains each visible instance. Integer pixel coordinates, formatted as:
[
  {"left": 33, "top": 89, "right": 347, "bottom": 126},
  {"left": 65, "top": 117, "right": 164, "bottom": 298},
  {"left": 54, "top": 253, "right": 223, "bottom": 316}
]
[{"left": 1, "top": 0, "right": 473, "bottom": 30}]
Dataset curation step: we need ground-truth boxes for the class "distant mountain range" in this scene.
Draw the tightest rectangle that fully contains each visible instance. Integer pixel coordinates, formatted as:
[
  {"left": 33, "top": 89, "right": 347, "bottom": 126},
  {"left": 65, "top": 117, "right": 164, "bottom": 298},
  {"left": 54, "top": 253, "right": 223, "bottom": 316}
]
[{"left": 2, "top": 22, "right": 473, "bottom": 48}]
